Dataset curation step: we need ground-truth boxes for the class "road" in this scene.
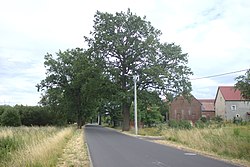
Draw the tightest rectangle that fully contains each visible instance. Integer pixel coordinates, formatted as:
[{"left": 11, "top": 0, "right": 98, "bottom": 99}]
[{"left": 84, "top": 125, "right": 239, "bottom": 167}]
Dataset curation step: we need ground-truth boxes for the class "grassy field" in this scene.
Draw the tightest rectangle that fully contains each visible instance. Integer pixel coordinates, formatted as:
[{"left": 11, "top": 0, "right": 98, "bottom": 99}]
[
  {"left": 138, "top": 124, "right": 250, "bottom": 166},
  {"left": 0, "top": 126, "right": 89, "bottom": 167}
]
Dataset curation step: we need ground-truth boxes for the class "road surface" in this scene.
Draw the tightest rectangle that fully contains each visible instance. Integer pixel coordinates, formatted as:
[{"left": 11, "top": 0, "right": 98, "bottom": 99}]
[{"left": 84, "top": 125, "right": 239, "bottom": 167}]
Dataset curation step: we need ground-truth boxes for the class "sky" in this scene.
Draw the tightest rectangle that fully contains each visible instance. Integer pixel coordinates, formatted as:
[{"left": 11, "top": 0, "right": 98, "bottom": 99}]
[{"left": 0, "top": 0, "right": 249, "bottom": 106}]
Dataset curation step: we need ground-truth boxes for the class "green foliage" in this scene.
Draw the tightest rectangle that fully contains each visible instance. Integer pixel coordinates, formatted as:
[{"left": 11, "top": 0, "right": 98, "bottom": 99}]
[
  {"left": 144, "top": 104, "right": 163, "bottom": 127},
  {"left": 195, "top": 120, "right": 208, "bottom": 128},
  {"left": 16, "top": 105, "right": 58, "bottom": 126},
  {"left": 235, "top": 69, "right": 250, "bottom": 99},
  {"left": 211, "top": 115, "right": 223, "bottom": 123},
  {"left": 0, "top": 136, "right": 19, "bottom": 160},
  {"left": 130, "top": 91, "right": 165, "bottom": 127},
  {"left": 195, "top": 117, "right": 209, "bottom": 128},
  {"left": 0, "top": 108, "right": 21, "bottom": 127},
  {"left": 37, "top": 48, "right": 107, "bottom": 128},
  {"left": 0, "top": 105, "right": 67, "bottom": 127},
  {"left": 233, "top": 116, "right": 243, "bottom": 125},
  {"left": 100, "top": 101, "right": 122, "bottom": 127},
  {"left": 200, "top": 117, "right": 207, "bottom": 123},
  {"left": 168, "top": 120, "right": 192, "bottom": 129}
]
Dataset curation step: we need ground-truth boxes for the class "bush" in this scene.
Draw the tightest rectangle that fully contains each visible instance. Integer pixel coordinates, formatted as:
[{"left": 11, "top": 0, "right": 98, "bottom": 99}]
[
  {"left": 233, "top": 116, "right": 243, "bottom": 125},
  {"left": 1, "top": 108, "right": 21, "bottom": 126},
  {"left": 200, "top": 117, "right": 207, "bottom": 123},
  {"left": 168, "top": 120, "right": 192, "bottom": 129},
  {"left": 195, "top": 120, "right": 207, "bottom": 128},
  {"left": 212, "top": 115, "right": 223, "bottom": 123}
]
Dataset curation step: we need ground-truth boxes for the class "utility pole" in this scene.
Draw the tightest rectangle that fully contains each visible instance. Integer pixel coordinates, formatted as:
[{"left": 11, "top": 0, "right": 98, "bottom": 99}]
[{"left": 133, "top": 75, "right": 138, "bottom": 135}]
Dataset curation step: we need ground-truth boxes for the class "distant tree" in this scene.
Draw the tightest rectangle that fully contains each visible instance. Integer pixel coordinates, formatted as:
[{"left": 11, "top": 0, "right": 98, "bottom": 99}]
[
  {"left": 235, "top": 69, "right": 250, "bottom": 99},
  {"left": 1, "top": 107, "right": 21, "bottom": 126},
  {"left": 0, "top": 105, "right": 12, "bottom": 116},
  {"left": 15, "top": 105, "right": 56, "bottom": 126},
  {"left": 85, "top": 9, "right": 193, "bottom": 130}
]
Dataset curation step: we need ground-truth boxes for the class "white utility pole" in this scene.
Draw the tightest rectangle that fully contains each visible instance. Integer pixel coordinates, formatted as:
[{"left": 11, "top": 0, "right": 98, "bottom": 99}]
[{"left": 133, "top": 75, "right": 138, "bottom": 135}]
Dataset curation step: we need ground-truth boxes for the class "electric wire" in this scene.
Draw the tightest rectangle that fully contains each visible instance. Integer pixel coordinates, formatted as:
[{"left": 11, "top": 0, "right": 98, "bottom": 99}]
[{"left": 190, "top": 68, "right": 249, "bottom": 80}]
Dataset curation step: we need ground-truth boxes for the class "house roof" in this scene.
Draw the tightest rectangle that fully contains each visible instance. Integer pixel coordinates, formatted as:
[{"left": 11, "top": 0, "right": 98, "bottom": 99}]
[
  {"left": 199, "top": 99, "right": 215, "bottom": 111},
  {"left": 217, "top": 86, "right": 242, "bottom": 101},
  {"left": 172, "top": 94, "right": 202, "bottom": 105}
]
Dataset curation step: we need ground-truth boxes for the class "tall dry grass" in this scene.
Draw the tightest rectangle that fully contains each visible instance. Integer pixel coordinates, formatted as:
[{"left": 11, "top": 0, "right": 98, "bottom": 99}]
[
  {"left": 0, "top": 126, "right": 74, "bottom": 167},
  {"left": 161, "top": 126, "right": 250, "bottom": 161}
]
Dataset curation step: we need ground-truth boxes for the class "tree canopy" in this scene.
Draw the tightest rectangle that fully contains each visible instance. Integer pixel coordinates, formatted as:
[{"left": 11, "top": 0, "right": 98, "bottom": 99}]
[{"left": 36, "top": 48, "right": 108, "bottom": 128}]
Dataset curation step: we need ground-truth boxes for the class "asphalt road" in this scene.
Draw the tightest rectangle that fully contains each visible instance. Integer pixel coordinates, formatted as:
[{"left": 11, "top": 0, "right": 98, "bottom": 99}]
[{"left": 84, "top": 125, "right": 239, "bottom": 167}]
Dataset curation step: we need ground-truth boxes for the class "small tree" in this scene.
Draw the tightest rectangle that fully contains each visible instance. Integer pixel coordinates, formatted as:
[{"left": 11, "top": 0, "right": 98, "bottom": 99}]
[
  {"left": 145, "top": 104, "right": 163, "bottom": 127},
  {"left": 235, "top": 69, "right": 250, "bottom": 99},
  {"left": 1, "top": 108, "right": 21, "bottom": 126}
]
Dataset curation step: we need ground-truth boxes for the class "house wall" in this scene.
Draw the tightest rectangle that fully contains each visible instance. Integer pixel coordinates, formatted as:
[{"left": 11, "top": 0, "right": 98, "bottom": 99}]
[
  {"left": 169, "top": 96, "right": 201, "bottom": 122},
  {"left": 202, "top": 111, "right": 215, "bottom": 119},
  {"left": 225, "top": 101, "right": 250, "bottom": 121},
  {"left": 215, "top": 90, "right": 226, "bottom": 119}
]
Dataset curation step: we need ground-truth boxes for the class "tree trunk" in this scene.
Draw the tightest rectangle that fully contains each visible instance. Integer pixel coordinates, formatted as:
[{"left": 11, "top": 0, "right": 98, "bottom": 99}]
[
  {"left": 122, "top": 102, "right": 130, "bottom": 131},
  {"left": 76, "top": 90, "right": 82, "bottom": 129},
  {"left": 98, "top": 113, "right": 102, "bottom": 125},
  {"left": 77, "top": 116, "right": 83, "bottom": 129}
]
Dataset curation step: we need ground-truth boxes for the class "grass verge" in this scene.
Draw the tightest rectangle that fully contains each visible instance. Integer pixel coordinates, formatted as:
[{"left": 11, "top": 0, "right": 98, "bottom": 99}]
[
  {"left": 138, "top": 124, "right": 250, "bottom": 167},
  {"left": 56, "top": 129, "right": 89, "bottom": 167}
]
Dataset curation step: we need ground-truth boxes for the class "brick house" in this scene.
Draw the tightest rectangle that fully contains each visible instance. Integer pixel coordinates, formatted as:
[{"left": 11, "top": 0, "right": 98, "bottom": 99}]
[
  {"left": 169, "top": 95, "right": 202, "bottom": 122},
  {"left": 199, "top": 99, "right": 215, "bottom": 119},
  {"left": 215, "top": 86, "right": 250, "bottom": 121}
]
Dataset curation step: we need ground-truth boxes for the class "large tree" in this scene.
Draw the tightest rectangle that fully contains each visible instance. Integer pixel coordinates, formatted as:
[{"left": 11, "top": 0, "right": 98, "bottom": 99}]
[
  {"left": 85, "top": 9, "right": 193, "bottom": 131},
  {"left": 37, "top": 48, "right": 105, "bottom": 128},
  {"left": 235, "top": 69, "right": 250, "bottom": 99}
]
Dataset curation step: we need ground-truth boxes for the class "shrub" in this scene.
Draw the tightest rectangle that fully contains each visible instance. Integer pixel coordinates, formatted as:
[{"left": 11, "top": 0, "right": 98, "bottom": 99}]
[
  {"left": 212, "top": 115, "right": 223, "bottom": 123},
  {"left": 233, "top": 116, "right": 243, "bottom": 125},
  {"left": 200, "top": 117, "right": 207, "bottom": 123},
  {"left": 168, "top": 120, "right": 192, "bottom": 129},
  {"left": 195, "top": 120, "right": 207, "bottom": 128},
  {"left": 1, "top": 108, "right": 21, "bottom": 127}
]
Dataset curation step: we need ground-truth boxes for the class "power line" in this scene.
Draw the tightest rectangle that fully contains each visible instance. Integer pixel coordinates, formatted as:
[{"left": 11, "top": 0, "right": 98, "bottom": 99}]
[{"left": 190, "top": 69, "right": 249, "bottom": 80}]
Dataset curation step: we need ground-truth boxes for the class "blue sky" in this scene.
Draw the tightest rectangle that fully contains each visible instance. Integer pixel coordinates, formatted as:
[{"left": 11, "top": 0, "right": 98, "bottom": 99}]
[{"left": 0, "top": 0, "right": 249, "bottom": 105}]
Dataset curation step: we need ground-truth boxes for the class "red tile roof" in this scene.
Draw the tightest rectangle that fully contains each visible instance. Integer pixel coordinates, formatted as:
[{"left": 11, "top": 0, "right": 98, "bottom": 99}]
[
  {"left": 199, "top": 99, "right": 215, "bottom": 111},
  {"left": 218, "top": 86, "right": 242, "bottom": 101}
]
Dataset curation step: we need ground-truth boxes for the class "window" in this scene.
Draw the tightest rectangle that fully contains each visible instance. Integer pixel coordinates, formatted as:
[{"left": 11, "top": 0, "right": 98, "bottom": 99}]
[{"left": 231, "top": 105, "right": 236, "bottom": 111}]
